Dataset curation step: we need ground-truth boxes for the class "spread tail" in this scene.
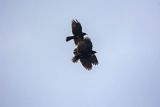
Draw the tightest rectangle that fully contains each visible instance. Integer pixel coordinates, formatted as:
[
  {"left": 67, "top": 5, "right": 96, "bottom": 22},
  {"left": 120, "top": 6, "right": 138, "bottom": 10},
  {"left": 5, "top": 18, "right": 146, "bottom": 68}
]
[{"left": 80, "top": 58, "right": 92, "bottom": 70}]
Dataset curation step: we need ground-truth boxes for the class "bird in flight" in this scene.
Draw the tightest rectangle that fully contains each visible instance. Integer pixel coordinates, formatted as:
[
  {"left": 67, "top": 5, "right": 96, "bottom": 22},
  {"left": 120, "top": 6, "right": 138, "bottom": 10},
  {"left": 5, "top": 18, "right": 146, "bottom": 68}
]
[
  {"left": 66, "top": 19, "right": 98, "bottom": 70},
  {"left": 72, "top": 37, "right": 98, "bottom": 70},
  {"left": 66, "top": 19, "right": 87, "bottom": 45}
]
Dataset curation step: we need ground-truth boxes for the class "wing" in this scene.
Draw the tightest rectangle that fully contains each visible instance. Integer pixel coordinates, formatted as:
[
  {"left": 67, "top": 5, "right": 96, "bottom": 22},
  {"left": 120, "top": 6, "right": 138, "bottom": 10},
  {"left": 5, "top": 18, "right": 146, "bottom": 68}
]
[
  {"left": 80, "top": 58, "right": 92, "bottom": 70},
  {"left": 72, "top": 19, "right": 82, "bottom": 36},
  {"left": 72, "top": 55, "right": 79, "bottom": 63},
  {"left": 89, "top": 54, "right": 98, "bottom": 65},
  {"left": 72, "top": 48, "right": 79, "bottom": 63}
]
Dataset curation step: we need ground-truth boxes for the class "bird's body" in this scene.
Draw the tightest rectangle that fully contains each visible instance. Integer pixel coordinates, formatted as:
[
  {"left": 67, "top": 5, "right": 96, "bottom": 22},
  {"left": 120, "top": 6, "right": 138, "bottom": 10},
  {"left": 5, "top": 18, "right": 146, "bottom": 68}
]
[
  {"left": 72, "top": 37, "right": 98, "bottom": 70},
  {"left": 66, "top": 19, "right": 87, "bottom": 45}
]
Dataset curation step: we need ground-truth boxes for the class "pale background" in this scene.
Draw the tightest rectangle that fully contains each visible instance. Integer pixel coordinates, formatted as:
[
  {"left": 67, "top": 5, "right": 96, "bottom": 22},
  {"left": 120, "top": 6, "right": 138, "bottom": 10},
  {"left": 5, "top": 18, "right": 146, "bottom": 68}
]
[{"left": 0, "top": 0, "right": 160, "bottom": 107}]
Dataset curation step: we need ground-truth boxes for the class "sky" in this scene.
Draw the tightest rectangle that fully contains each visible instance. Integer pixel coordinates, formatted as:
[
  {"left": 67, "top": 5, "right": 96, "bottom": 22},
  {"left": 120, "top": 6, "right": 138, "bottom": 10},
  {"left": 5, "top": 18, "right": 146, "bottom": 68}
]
[{"left": 0, "top": 0, "right": 160, "bottom": 107}]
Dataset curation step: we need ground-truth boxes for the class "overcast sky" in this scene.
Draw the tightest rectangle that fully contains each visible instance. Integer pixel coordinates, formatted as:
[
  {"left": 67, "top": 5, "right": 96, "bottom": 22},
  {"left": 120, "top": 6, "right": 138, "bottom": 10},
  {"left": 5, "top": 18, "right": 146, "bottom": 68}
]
[{"left": 0, "top": 0, "right": 160, "bottom": 107}]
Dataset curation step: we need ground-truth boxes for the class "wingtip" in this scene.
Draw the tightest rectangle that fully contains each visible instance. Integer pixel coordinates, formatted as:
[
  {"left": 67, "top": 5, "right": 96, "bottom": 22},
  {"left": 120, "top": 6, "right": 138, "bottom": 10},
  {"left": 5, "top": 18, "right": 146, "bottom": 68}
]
[
  {"left": 72, "top": 18, "right": 79, "bottom": 23},
  {"left": 75, "top": 19, "right": 79, "bottom": 23},
  {"left": 72, "top": 19, "right": 75, "bottom": 23}
]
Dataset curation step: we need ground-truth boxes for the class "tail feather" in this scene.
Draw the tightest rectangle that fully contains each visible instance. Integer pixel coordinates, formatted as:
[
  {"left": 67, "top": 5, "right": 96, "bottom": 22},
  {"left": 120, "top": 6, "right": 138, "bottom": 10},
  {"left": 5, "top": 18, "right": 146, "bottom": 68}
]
[
  {"left": 66, "top": 36, "right": 74, "bottom": 42},
  {"left": 80, "top": 58, "right": 92, "bottom": 70}
]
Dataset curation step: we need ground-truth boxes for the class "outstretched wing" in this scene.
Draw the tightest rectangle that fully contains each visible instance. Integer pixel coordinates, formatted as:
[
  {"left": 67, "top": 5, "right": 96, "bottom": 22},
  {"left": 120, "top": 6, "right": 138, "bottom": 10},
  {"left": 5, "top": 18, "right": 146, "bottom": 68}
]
[
  {"left": 72, "top": 55, "right": 79, "bottom": 63},
  {"left": 72, "top": 19, "right": 82, "bottom": 36},
  {"left": 90, "top": 54, "right": 98, "bottom": 65},
  {"left": 72, "top": 48, "right": 79, "bottom": 63}
]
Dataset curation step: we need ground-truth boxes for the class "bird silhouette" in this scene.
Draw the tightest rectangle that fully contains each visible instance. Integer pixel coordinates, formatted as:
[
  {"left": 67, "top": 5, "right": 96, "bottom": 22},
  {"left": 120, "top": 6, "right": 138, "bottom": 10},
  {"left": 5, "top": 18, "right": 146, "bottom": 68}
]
[
  {"left": 72, "top": 37, "right": 98, "bottom": 70},
  {"left": 66, "top": 19, "right": 87, "bottom": 45}
]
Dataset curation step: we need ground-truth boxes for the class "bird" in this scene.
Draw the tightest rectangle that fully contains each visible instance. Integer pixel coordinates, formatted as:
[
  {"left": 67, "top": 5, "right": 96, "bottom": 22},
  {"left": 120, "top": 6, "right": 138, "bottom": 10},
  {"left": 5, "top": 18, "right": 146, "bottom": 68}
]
[
  {"left": 66, "top": 19, "right": 87, "bottom": 45},
  {"left": 72, "top": 37, "right": 98, "bottom": 70}
]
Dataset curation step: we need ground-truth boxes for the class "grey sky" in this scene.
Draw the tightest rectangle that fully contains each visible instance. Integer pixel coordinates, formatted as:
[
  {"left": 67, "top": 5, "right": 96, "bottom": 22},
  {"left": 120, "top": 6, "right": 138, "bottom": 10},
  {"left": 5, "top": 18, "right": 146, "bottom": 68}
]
[{"left": 0, "top": 0, "right": 160, "bottom": 107}]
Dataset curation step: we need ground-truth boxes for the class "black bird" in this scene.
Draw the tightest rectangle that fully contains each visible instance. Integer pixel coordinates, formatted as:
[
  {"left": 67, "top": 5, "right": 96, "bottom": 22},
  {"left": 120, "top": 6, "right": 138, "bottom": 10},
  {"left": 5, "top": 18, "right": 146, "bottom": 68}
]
[
  {"left": 66, "top": 19, "right": 87, "bottom": 45},
  {"left": 72, "top": 37, "right": 98, "bottom": 70}
]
